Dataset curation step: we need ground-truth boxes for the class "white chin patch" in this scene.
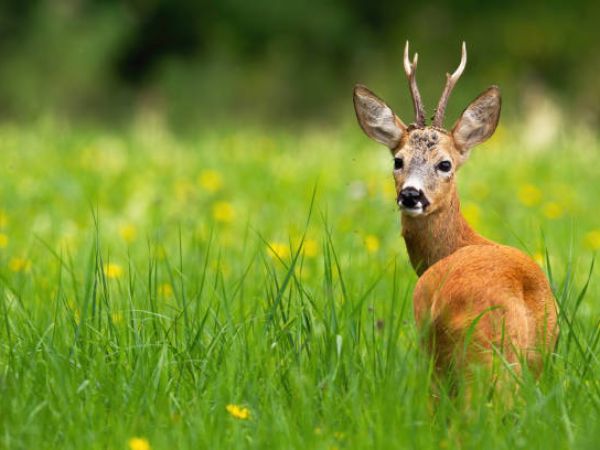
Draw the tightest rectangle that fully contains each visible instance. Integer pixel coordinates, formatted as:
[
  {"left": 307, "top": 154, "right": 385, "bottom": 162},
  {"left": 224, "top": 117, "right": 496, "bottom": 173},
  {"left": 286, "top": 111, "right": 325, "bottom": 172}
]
[{"left": 398, "top": 202, "right": 425, "bottom": 216}]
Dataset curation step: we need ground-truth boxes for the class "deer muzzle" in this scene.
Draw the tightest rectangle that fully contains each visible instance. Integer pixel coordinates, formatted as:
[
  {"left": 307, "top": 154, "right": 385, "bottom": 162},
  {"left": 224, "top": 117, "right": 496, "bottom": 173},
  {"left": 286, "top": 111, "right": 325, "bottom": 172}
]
[{"left": 398, "top": 187, "right": 430, "bottom": 213}]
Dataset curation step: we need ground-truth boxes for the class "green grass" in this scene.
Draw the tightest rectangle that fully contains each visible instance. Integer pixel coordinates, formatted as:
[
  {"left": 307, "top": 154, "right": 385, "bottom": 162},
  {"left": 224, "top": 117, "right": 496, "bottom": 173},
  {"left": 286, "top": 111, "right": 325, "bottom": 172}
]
[{"left": 0, "top": 119, "right": 599, "bottom": 449}]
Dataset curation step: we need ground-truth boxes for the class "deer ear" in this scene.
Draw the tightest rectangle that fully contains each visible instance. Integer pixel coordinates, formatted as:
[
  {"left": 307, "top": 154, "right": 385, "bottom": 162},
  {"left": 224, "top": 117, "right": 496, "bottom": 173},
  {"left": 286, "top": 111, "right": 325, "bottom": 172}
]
[
  {"left": 452, "top": 86, "right": 501, "bottom": 153},
  {"left": 353, "top": 85, "right": 406, "bottom": 149}
]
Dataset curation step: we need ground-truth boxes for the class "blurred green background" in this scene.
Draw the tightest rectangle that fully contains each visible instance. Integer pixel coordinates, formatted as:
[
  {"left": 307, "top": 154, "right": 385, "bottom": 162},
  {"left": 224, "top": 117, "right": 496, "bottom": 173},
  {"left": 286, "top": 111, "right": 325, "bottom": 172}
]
[{"left": 1, "top": 0, "right": 599, "bottom": 130}]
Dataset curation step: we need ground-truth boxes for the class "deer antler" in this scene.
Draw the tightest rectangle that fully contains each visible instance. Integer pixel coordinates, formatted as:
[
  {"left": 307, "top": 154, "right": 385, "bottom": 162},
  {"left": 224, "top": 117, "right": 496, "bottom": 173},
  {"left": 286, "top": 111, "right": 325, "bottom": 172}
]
[
  {"left": 403, "top": 41, "right": 426, "bottom": 127},
  {"left": 432, "top": 42, "right": 467, "bottom": 128}
]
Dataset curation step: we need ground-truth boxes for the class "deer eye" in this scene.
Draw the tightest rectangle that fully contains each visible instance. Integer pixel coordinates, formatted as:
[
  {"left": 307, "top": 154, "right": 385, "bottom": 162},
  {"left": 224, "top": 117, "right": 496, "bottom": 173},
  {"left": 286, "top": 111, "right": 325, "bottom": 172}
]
[
  {"left": 437, "top": 160, "right": 452, "bottom": 172},
  {"left": 393, "top": 157, "right": 403, "bottom": 170}
]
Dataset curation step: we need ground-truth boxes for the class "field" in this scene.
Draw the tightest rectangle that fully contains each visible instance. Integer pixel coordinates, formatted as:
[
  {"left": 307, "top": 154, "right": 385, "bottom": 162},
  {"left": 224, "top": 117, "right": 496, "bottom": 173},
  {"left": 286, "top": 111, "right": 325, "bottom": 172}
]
[{"left": 1, "top": 117, "right": 599, "bottom": 449}]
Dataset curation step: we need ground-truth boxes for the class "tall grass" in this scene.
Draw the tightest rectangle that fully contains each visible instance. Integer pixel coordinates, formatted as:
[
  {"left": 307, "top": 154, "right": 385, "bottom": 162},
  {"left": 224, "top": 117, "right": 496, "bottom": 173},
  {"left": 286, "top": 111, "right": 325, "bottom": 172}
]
[{"left": 0, "top": 120, "right": 599, "bottom": 449}]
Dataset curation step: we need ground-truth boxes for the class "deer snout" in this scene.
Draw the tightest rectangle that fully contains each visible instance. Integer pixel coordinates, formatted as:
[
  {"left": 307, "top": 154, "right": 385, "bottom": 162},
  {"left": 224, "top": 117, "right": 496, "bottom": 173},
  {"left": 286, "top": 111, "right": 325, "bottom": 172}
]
[
  {"left": 398, "top": 187, "right": 430, "bottom": 209},
  {"left": 399, "top": 187, "right": 420, "bottom": 208}
]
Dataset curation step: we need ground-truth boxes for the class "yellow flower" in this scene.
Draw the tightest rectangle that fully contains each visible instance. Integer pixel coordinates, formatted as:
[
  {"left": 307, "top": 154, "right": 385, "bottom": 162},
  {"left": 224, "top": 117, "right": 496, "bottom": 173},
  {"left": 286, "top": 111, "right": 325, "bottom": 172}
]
[
  {"left": 128, "top": 437, "right": 151, "bottom": 450},
  {"left": 119, "top": 224, "right": 137, "bottom": 243},
  {"left": 303, "top": 238, "right": 319, "bottom": 258},
  {"left": 542, "top": 202, "right": 563, "bottom": 220},
  {"left": 364, "top": 234, "right": 380, "bottom": 253},
  {"left": 462, "top": 202, "right": 481, "bottom": 227},
  {"left": 532, "top": 251, "right": 545, "bottom": 265},
  {"left": 268, "top": 242, "right": 290, "bottom": 260},
  {"left": 9, "top": 257, "right": 31, "bottom": 273},
  {"left": 226, "top": 404, "right": 250, "bottom": 420},
  {"left": 158, "top": 283, "right": 174, "bottom": 297},
  {"left": 518, "top": 184, "right": 542, "bottom": 207},
  {"left": 111, "top": 312, "right": 123, "bottom": 324},
  {"left": 103, "top": 263, "right": 123, "bottom": 279},
  {"left": 584, "top": 230, "right": 600, "bottom": 250},
  {"left": 0, "top": 233, "right": 8, "bottom": 248},
  {"left": 212, "top": 201, "right": 235, "bottom": 223},
  {"left": 199, "top": 170, "right": 223, "bottom": 193}
]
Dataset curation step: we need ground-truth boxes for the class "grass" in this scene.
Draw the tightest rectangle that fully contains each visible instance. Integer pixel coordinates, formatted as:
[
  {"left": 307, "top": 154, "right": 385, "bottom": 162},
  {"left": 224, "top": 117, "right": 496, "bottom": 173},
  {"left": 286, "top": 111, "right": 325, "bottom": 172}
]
[{"left": 0, "top": 117, "right": 599, "bottom": 449}]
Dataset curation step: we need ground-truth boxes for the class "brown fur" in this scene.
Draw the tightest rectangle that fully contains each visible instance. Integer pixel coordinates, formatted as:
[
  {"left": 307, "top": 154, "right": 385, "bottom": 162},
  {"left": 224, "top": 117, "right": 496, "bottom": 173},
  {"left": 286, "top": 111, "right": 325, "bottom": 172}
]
[
  {"left": 407, "top": 191, "right": 558, "bottom": 377},
  {"left": 401, "top": 184, "right": 489, "bottom": 275},
  {"left": 353, "top": 78, "right": 559, "bottom": 383}
]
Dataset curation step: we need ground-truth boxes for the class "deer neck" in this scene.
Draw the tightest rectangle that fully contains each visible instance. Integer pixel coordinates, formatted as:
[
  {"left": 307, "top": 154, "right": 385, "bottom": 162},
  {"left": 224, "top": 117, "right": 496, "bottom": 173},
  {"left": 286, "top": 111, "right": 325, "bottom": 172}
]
[{"left": 401, "top": 185, "right": 489, "bottom": 276}]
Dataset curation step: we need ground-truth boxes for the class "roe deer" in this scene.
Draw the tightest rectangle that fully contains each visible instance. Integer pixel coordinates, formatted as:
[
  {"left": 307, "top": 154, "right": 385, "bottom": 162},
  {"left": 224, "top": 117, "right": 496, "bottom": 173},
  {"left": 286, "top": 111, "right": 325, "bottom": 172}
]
[{"left": 353, "top": 42, "right": 559, "bottom": 383}]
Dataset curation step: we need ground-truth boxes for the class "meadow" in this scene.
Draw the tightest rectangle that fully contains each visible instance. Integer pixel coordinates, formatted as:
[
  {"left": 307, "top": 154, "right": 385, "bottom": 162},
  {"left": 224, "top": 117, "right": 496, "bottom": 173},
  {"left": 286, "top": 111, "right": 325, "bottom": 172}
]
[{"left": 0, "top": 116, "right": 599, "bottom": 449}]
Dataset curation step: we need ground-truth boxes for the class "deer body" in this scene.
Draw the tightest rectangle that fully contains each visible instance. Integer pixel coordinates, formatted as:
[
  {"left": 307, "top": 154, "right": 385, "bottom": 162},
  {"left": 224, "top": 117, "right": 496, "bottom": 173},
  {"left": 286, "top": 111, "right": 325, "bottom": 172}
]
[
  {"left": 405, "top": 187, "right": 556, "bottom": 375},
  {"left": 353, "top": 42, "right": 558, "bottom": 379}
]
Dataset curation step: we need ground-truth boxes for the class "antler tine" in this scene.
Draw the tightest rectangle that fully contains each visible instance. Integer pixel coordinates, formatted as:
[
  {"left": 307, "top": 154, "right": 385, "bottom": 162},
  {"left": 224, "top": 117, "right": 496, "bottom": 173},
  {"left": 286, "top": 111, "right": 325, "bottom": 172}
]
[
  {"left": 432, "top": 42, "right": 467, "bottom": 128},
  {"left": 403, "top": 41, "right": 426, "bottom": 127}
]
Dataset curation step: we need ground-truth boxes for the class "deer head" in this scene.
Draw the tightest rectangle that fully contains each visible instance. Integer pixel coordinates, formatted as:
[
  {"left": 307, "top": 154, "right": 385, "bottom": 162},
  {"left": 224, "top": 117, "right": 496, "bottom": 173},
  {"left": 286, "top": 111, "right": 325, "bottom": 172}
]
[{"left": 353, "top": 42, "right": 501, "bottom": 217}]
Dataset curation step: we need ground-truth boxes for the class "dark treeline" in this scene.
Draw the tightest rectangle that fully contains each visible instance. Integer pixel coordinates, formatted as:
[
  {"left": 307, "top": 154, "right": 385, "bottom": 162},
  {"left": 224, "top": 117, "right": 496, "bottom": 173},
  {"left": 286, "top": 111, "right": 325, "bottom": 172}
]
[{"left": 0, "top": 0, "right": 598, "bottom": 129}]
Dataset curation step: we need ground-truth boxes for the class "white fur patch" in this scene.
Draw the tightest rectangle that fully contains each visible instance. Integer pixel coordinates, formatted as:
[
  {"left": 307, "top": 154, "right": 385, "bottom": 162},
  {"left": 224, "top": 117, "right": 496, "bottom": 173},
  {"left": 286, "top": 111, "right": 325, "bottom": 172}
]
[
  {"left": 398, "top": 203, "right": 424, "bottom": 216},
  {"left": 402, "top": 175, "right": 425, "bottom": 192}
]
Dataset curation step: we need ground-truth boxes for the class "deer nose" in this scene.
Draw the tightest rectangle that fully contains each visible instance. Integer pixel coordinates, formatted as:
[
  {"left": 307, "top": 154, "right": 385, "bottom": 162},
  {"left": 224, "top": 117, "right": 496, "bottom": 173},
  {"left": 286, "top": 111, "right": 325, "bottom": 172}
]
[{"left": 399, "top": 187, "right": 424, "bottom": 208}]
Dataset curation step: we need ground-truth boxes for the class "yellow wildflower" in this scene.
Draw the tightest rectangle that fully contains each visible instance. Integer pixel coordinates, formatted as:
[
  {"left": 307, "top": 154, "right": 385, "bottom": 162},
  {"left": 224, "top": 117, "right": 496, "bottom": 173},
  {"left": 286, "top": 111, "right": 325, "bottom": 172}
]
[
  {"left": 9, "top": 257, "right": 31, "bottom": 273},
  {"left": 119, "top": 224, "right": 137, "bottom": 243},
  {"left": 584, "top": 230, "right": 600, "bottom": 250},
  {"left": 199, "top": 170, "right": 223, "bottom": 193},
  {"left": 462, "top": 202, "right": 481, "bottom": 227},
  {"left": 542, "top": 202, "right": 563, "bottom": 220},
  {"left": 0, "top": 233, "right": 8, "bottom": 248},
  {"left": 158, "top": 283, "right": 174, "bottom": 297},
  {"left": 111, "top": 312, "right": 123, "bottom": 324},
  {"left": 364, "top": 235, "right": 380, "bottom": 253},
  {"left": 532, "top": 251, "right": 545, "bottom": 265},
  {"left": 268, "top": 242, "right": 290, "bottom": 260},
  {"left": 128, "top": 437, "right": 151, "bottom": 450},
  {"left": 226, "top": 404, "right": 250, "bottom": 420},
  {"left": 103, "top": 263, "right": 123, "bottom": 279},
  {"left": 212, "top": 201, "right": 235, "bottom": 223},
  {"left": 303, "top": 238, "right": 319, "bottom": 258},
  {"left": 517, "top": 184, "right": 542, "bottom": 207}
]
